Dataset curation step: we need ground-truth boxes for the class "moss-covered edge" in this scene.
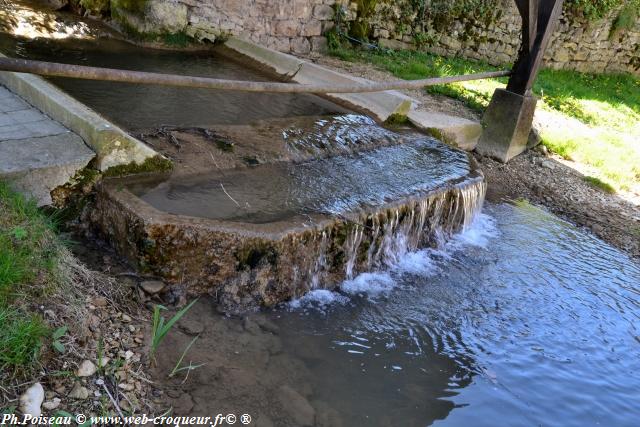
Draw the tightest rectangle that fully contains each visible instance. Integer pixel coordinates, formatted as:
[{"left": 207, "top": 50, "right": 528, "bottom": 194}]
[{"left": 103, "top": 155, "right": 173, "bottom": 178}]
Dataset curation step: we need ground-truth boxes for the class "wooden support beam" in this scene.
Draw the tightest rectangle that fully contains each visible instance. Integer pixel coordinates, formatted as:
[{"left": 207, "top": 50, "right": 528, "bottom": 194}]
[
  {"left": 507, "top": 0, "right": 564, "bottom": 95},
  {"left": 476, "top": 0, "right": 565, "bottom": 162},
  {"left": 0, "top": 57, "right": 510, "bottom": 94}
]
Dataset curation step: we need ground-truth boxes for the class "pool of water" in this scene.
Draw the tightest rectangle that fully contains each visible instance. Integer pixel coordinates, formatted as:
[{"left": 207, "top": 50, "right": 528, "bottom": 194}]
[
  {"left": 160, "top": 201, "right": 640, "bottom": 427},
  {"left": 0, "top": 1, "right": 346, "bottom": 130},
  {"left": 280, "top": 202, "right": 640, "bottom": 426},
  {"left": 128, "top": 138, "right": 473, "bottom": 223}
]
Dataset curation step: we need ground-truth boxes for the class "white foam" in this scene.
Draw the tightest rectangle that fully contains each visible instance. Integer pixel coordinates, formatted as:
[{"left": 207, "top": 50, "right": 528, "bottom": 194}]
[
  {"left": 447, "top": 213, "right": 498, "bottom": 251},
  {"left": 289, "top": 212, "right": 498, "bottom": 311},
  {"left": 395, "top": 249, "right": 440, "bottom": 276},
  {"left": 341, "top": 272, "right": 396, "bottom": 298},
  {"left": 288, "top": 289, "right": 350, "bottom": 310}
]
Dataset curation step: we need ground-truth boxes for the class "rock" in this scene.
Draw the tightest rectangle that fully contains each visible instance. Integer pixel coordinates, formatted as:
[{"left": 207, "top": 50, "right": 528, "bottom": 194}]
[
  {"left": 91, "top": 296, "right": 108, "bottom": 307},
  {"left": 76, "top": 360, "right": 97, "bottom": 377},
  {"left": 19, "top": 383, "right": 44, "bottom": 417},
  {"left": 178, "top": 317, "right": 204, "bottom": 336},
  {"left": 140, "top": 280, "right": 165, "bottom": 295},
  {"left": 121, "top": 314, "right": 132, "bottom": 322},
  {"left": 541, "top": 160, "right": 556, "bottom": 170},
  {"left": 68, "top": 383, "right": 89, "bottom": 400},
  {"left": 276, "top": 385, "right": 315, "bottom": 426},
  {"left": 46, "top": 0, "right": 68, "bottom": 11},
  {"left": 118, "top": 383, "right": 135, "bottom": 392},
  {"left": 42, "top": 398, "right": 61, "bottom": 411},
  {"left": 97, "top": 356, "right": 111, "bottom": 368}
]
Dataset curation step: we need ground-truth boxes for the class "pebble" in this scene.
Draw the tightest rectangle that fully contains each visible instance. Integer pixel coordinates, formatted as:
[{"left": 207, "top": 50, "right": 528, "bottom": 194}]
[
  {"left": 76, "top": 360, "right": 97, "bottom": 377},
  {"left": 42, "top": 398, "right": 61, "bottom": 411},
  {"left": 68, "top": 383, "right": 89, "bottom": 400},
  {"left": 97, "top": 356, "right": 110, "bottom": 368},
  {"left": 118, "top": 383, "right": 135, "bottom": 392},
  {"left": 140, "top": 280, "right": 166, "bottom": 295},
  {"left": 19, "top": 383, "right": 44, "bottom": 417},
  {"left": 92, "top": 296, "right": 108, "bottom": 307},
  {"left": 541, "top": 160, "right": 556, "bottom": 169},
  {"left": 121, "top": 314, "right": 132, "bottom": 323}
]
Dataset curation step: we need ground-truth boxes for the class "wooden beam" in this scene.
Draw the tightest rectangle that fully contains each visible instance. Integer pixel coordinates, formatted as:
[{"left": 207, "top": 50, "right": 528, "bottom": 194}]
[
  {"left": 0, "top": 57, "right": 511, "bottom": 94},
  {"left": 507, "top": 0, "right": 564, "bottom": 95}
]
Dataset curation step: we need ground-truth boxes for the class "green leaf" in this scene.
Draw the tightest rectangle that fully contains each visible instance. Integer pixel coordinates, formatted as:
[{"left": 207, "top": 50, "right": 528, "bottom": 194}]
[
  {"left": 52, "top": 326, "right": 68, "bottom": 340},
  {"left": 53, "top": 340, "right": 65, "bottom": 353}
]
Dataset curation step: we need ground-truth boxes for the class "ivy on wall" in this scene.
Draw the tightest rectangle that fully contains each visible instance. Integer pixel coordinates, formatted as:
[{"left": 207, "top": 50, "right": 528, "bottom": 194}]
[
  {"left": 565, "top": 0, "right": 639, "bottom": 21},
  {"left": 337, "top": 0, "right": 639, "bottom": 49}
]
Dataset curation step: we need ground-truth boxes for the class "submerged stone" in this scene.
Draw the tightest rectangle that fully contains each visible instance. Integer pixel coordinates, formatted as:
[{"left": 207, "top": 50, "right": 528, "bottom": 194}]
[{"left": 90, "top": 137, "right": 484, "bottom": 312}]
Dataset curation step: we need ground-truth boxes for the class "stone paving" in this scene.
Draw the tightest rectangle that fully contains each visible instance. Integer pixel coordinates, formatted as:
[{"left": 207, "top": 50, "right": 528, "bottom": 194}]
[{"left": 0, "top": 85, "right": 94, "bottom": 205}]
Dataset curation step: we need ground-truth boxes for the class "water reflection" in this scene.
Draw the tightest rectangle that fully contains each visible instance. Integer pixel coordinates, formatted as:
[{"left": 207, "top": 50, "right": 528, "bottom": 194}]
[
  {"left": 0, "top": 1, "right": 347, "bottom": 129},
  {"left": 272, "top": 202, "right": 640, "bottom": 426}
]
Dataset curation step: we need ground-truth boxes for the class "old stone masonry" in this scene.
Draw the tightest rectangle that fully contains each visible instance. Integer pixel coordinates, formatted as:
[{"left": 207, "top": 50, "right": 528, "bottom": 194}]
[{"left": 108, "top": 0, "right": 638, "bottom": 75}]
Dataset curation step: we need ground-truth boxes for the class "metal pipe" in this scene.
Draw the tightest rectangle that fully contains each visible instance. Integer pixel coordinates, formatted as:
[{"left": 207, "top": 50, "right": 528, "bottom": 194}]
[{"left": 0, "top": 57, "right": 511, "bottom": 94}]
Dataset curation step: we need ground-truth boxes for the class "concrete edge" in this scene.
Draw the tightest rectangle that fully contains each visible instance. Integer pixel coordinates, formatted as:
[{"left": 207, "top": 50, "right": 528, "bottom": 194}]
[
  {"left": 0, "top": 53, "right": 162, "bottom": 171},
  {"left": 224, "top": 36, "right": 416, "bottom": 122},
  {"left": 224, "top": 37, "right": 484, "bottom": 151},
  {"left": 407, "top": 110, "right": 482, "bottom": 152}
]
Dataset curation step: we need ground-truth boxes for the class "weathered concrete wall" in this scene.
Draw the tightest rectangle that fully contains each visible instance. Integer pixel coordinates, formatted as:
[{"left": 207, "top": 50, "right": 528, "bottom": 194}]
[{"left": 371, "top": 0, "right": 640, "bottom": 75}]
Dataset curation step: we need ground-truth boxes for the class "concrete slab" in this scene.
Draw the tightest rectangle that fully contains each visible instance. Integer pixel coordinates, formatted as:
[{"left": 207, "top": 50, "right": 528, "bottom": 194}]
[
  {"left": 0, "top": 133, "right": 94, "bottom": 205},
  {"left": 407, "top": 110, "right": 482, "bottom": 151},
  {"left": 0, "top": 53, "right": 160, "bottom": 171},
  {"left": 225, "top": 36, "right": 415, "bottom": 122},
  {"left": 225, "top": 37, "right": 484, "bottom": 152},
  {"left": 0, "top": 84, "right": 96, "bottom": 205}
]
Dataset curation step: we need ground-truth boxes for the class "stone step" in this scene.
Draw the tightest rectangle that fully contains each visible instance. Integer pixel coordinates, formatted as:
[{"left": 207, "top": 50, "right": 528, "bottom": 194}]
[{"left": 0, "top": 85, "right": 95, "bottom": 205}]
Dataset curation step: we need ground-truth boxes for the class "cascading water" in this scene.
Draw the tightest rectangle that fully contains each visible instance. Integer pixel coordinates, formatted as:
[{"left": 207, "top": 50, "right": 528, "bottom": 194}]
[{"left": 314, "top": 180, "right": 487, "bottom": 285}]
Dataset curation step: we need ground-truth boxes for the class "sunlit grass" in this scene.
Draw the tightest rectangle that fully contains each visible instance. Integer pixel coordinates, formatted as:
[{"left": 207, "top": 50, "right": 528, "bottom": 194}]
[
  {"left": 330, "top": 46, "right": 640, "bottom": 192},
  {"left": 0, "top": 181, "right": 57, "bottom": 377}
]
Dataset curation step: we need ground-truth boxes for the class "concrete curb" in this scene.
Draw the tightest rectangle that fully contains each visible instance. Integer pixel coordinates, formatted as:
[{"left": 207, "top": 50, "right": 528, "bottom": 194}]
[
  {"left": 408, "top": 110, "right": 482, "bottom": 151},
  {"left": 0, "top": 54, "right": 160, "bottom": 171}
]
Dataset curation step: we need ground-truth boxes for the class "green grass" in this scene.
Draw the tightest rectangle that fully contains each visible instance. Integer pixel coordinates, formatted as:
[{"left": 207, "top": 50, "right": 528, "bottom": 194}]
[
  {"left": 329, "top": 46, "right": 640, "bottom": 192},
  {"left": 0, "top": 181, "right": 58, "bottom": 376}
]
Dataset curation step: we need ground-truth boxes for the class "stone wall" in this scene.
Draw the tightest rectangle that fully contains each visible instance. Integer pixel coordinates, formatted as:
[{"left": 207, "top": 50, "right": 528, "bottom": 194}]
[
  {"left": 370, "top": 0, "right": 640, "bottom": 75},
  {"left": 110, "top": 0, "right": 339, "bottom": 54},
  {"left": 108, "top": 0, "right": 639, "bottom": 75}
]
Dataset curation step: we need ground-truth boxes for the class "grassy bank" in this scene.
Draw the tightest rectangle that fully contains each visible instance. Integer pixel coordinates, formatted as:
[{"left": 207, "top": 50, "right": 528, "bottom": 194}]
[
  {"left": 330, "top": 47, "right": 640, "bottom": 193},
  {"left": 0, "top": 182, "right": 61, "bottom": 381}
]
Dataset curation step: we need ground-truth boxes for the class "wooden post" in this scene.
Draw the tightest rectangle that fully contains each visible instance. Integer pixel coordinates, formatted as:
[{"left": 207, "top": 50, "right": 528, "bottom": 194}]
[
  {"left": 508, "top": 0, "right": 565, "bottom": 95},
  {"left": 476, "top": 0, "right": 564, "bottom": 162}
]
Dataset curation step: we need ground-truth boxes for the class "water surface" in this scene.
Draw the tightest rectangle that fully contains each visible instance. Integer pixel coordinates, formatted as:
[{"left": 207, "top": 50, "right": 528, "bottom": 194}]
[{"left": 267, "top": 201, "right": 640, "bottom": 426}]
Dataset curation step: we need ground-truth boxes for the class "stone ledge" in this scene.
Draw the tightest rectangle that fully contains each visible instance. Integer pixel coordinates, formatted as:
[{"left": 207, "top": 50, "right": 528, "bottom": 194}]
[
  {"left": 0, "top": 133, "right": 94, "bottom": 205},
  {"left": 407, "top": 110, "right": 482, "bottom": 151},
  {"left": 0, "top": 53, "right": 161, "bottom": 172}
]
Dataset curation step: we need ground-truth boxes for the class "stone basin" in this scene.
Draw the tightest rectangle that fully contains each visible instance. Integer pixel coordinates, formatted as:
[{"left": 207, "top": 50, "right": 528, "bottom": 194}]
[{"left": 91, "top": 137, "right": 484, "bottom": 312}]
